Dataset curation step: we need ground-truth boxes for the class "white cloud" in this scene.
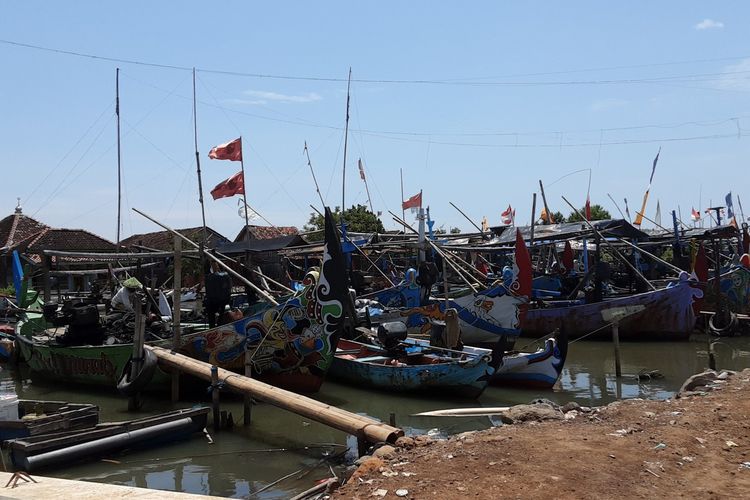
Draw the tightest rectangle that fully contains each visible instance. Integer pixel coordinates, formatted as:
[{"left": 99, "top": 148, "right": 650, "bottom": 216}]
[
  {"left": 590, "top": 98, "right": 628, "bottom": 112},
  {"left": 240, "top": 90, "right": 322, "bottom": 104},
  {"left": 695, "top": 19, "right": 724, "bottom": 30},
  {"left": 715, "top": 58, "right": 750, "bottom": 91}
]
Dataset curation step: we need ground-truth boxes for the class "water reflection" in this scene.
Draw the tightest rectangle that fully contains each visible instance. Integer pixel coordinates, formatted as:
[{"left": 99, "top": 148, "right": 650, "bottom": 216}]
[{"left": 1, "top": 335, "right": 749, "bottom": 497}]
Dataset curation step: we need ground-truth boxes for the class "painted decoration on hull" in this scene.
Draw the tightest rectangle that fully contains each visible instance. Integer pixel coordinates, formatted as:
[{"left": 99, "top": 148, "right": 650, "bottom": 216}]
[
  {"left": 182, "top": 207, "right": 347, "bottom": 379},
  {"left": 389, "top": 229, "right": 532, "bottom": 342}
]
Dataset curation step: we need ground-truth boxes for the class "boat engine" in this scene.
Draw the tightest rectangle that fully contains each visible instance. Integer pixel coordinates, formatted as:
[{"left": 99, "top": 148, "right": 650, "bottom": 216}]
[
  {"left": 60, "top": 302, "right": 105, "bottom": 346},
  {"left": 377, "top": 321, "right": 407, "bottom": 352}
]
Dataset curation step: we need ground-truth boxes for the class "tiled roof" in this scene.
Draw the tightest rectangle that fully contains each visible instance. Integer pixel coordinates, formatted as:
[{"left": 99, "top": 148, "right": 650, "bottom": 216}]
[
  {"left": 234, "top": 225, "right": 299, "bottom": 242},
  {"left": 120, "top": 226, "right": 230, "bottom": 251},
  {"left": 0, "top": 213, "right": 48, "bottom": 250},
  {"left": 13, "top": 228, "right": 117, "bottom": 263}
]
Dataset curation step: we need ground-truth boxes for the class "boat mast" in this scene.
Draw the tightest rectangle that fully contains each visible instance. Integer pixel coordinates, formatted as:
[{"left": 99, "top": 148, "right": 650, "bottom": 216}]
[
  {"left": 115, "top": 68, "right": 122, "bottom": 251},
  {"left": 341, "top": 67, "right": 352, "bottom": 216},
  {"left": 192, "top": 68, "right": 208, "bottom": 243},
  {"left": 304, "top": 141, "right": 325, "bottom": 207}
]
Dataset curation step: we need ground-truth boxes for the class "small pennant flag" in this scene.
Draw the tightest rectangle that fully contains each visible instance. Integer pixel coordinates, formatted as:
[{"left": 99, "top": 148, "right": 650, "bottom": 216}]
[
  {"left": 585, "top": 195, "right": 591, "bottom": 221},
  {"left": 726, "top": 192, "right": 735, "bottom": 220},
  {"left": 358, "top": 158, "right": 366, "bottom": 181},
  {"left": 210, "top": 171, "right": 245, "bottom": 200},
  {"left": 691, "top": 207, "right": 701, "bottom": 221},
  {"left": 208, "top": 137, "right": 243, "bottom": 161},
  {"left": 501, "top": 205, "right": 515, "bottom": 225}
]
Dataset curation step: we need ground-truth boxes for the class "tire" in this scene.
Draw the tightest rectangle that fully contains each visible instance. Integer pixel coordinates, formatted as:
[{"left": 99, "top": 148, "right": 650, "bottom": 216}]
[
  {"left": 708, "top": 312, "right": 738, "bottom": 337},
  {"left": 117, "top": 348, "right": 158, "bottom": 395}
]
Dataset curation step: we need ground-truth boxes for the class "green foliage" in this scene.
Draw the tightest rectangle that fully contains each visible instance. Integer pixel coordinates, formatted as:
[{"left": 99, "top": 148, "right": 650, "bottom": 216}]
[
  {"left": 660, "top": 246, "right": 674, "bottom": 263},
  {"left": 450, "top": 227, "right": 462, "bottom": 234},
  {"left": 304, "top": 205, "right": 385, "bottom": 240},
  {"left": 0, "top": 285, "right": 15, "bottom": 296},
  {"left": 434, "top": 227, "right": 447, "bottom": 235},
  {"left": 551, "top": 211, "right": 566, "bottom": 224},
  {"left": 567, "top": 204, "right": 611, "bottom": 223}
]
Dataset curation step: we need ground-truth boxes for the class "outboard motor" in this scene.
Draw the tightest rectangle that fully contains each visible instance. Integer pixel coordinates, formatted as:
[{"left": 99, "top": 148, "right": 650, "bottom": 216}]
[
  {"left": 60, "top": 302, "right": 105, "bottom": 346},
  {"left": 377, "top": 321, "right": 408, "bottom": 352}
]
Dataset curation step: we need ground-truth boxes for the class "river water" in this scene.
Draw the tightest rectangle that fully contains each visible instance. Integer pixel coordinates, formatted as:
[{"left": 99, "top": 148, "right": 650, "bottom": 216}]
[{"left": 1, "top": 335, "right": 749, "bottom": 498}]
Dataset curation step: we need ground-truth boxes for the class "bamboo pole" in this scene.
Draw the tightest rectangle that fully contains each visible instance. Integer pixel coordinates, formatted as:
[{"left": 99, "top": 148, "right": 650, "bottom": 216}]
[
  {"left": 171, "top": 236, "right": 182, "bottom": 402},
  {"left": 132, "top": 208, "right": 278, "bottom": 305},
  {"left": 146, "top": 346, "right": 402, "bottom": 444},
  {"left": 561, "top": 196, "right": 656, "bottom": 291},
  {"left": 389, "top": 211, "right": 482, "bottom": 291},
  {"left": 129, "top": 296, "right": 145, "bottom": 411}
]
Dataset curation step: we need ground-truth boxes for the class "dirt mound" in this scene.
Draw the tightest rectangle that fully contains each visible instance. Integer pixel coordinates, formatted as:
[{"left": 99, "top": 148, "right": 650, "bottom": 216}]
[{"left": 336, "top": 369, "right": 750, "bottom": 499}]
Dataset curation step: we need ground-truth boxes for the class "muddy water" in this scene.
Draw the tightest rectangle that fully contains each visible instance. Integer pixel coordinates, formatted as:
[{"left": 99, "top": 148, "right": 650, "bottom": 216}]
[{"left": 1, "top": 335, "right": 749, "bottom": 498}]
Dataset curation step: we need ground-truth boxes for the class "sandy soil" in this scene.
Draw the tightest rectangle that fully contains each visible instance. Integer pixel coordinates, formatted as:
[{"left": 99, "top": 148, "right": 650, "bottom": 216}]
[{"left": 335, "top": 369, "right": 750, "bottom": 499}]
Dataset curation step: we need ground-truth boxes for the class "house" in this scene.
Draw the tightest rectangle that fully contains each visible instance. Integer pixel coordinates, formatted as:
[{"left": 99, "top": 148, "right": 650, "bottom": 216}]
[
  {"left": 120, "top": 226, "right": 230, "bottom": 251},
  {"left": 0, "top": 205, "right": 117, "bottom": 293},
  {"left": 234, "top": 224, "right": 299, "bottom": 242}
]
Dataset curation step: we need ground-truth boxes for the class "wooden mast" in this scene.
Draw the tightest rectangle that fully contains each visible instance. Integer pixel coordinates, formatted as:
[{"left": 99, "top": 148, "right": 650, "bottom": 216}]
[
  {"left": 304, "top": 141, "right": 325, "bottom": 207},
  {"left": 341, "top": 67, "right": 352, "bottom": 216},
  {"left": 115, "top": 68, "right": 122, "bottom": 251},
  {"left": 192, "top": 68, "right": 208, "bottom": 243}
]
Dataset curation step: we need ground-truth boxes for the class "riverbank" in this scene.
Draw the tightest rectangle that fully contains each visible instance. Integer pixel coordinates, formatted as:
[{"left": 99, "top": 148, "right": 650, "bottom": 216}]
[{"left": 336, "top": 369, "right": 750, "bottom": 499}]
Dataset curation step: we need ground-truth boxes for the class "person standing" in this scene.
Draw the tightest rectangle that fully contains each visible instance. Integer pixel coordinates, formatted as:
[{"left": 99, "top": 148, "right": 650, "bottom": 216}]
[{"left": 204, "top": 262, "right": 231, "bottom": 328}]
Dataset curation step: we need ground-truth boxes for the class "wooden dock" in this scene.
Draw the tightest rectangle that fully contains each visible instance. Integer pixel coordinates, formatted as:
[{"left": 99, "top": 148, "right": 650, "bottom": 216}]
[{"left": 0, "top": 471, "right": 226, "bottom": 499}]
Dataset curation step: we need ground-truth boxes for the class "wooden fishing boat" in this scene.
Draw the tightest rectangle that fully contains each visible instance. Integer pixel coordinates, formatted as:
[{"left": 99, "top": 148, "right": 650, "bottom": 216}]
[
  {"left": 0, "top": 400, "right": 99, "bottom": 441},
  {"left": 15, "top": 208, "right": 348, "bottom": 393},
  {"left": 1, "top": 407, "right": 209, "bottom": 472},
  {"left": 330, "top": 338, "right": 493, "bottom": 399},
  {"left": 487, "top": 328, "right": 568, "bottom": 388},
  {"left": 366, "top": 229, "right": 532, "bottom": 350},
  {"left": 522, "top": 279, "right": 701, "bottom": 340}
]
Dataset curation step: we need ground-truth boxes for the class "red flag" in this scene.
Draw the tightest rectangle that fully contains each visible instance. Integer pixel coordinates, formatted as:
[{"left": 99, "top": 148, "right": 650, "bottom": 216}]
[
  {"left": 402, "top": 191, "right": 422, "bottom": 210},
  {"left": 358, "top": 159, "right": 366, "bottom": 181},
  {"left": 561, "top": 240, "right": 574, "bottom": 272},
  {"left": 691, "top": 207, "right": 701, "bottom": 221},
  {"left": 501, "top": 205, "right": 514, "bottom": 225},
  {"left": 208, "top": 137, "right": 243, "bottom": 161},
  {"left": 585, "top": 195, "right": 591, "bottom": 221},
  {"left": 210, "top": 171, "right": 245, "bottom": 200}
]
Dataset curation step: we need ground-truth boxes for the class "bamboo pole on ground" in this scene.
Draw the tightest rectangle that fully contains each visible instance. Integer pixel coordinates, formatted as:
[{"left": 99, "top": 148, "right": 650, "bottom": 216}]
[{"left": 146, "top": 346, "right": 402, "bottom": 444}]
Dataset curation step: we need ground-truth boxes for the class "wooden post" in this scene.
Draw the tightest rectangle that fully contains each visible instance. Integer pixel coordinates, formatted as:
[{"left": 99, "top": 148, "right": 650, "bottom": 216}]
[
  {"left": 211, "top": 365, "right": 220, "bottom": 431},
  {"left": 706, "top": 314, "right": 717, "bottom": 370},
  {"left": 389, "top": 412, "right": 396, "bottom": 427},
  {"left": 129, "top": 296, "right": 145, "bottom": 411},
  {"left": 42, "top": 254, "right": 51, "bottom": 304},
  {"left": 243, "top": 348, "right": 252, "bottom": 426},
  {"left": 612, "top": 320, "right": 622, "bottom": 378},
  {"left": 171, "top": 236, "right": 182, "bottom": 402}
]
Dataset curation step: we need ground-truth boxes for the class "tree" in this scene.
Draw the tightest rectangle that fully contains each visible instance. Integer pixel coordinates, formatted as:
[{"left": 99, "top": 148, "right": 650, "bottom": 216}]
[
  {"left": 567, "top": 204, "right": 611, "bottom": 222},
  {"left": 551, "top": 211, "right": 566, "bottom": 224},
  {"left": 450, "top": 227, "right": 462, "bottom": 234},
  {"left": 303, "top": 205, "right": 385, "bottom": 239}
]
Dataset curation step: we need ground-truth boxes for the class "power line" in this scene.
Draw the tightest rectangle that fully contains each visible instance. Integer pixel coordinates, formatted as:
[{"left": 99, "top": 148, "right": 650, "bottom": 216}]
[{"left": 3, "top": 38, "right": 750, "bottom": 87}]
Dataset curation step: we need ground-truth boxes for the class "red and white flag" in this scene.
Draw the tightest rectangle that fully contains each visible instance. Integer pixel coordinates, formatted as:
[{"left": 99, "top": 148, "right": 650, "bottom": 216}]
[
  {"left": 691, "top": 207, "right": 701, "bottom": 221},
  {"left": 208, "top": 137, "right": 243, "bottom": 161},
  {"left": 210, "top": 171, "right": 245, "bottom": 200},
  {"left": 402, "top": 191, "right": 422, "bottom": 211},
  {"left": 501, "top": 205, "right": 515, "bottom": 225},
  {"left": 358, "top": 158, "right": 366, "bottom": 181}
]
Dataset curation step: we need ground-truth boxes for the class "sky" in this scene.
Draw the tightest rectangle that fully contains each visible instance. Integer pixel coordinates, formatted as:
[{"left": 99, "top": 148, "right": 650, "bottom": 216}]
[{"left": 1, "top": 1, "right": 749, "bottom": 242}]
